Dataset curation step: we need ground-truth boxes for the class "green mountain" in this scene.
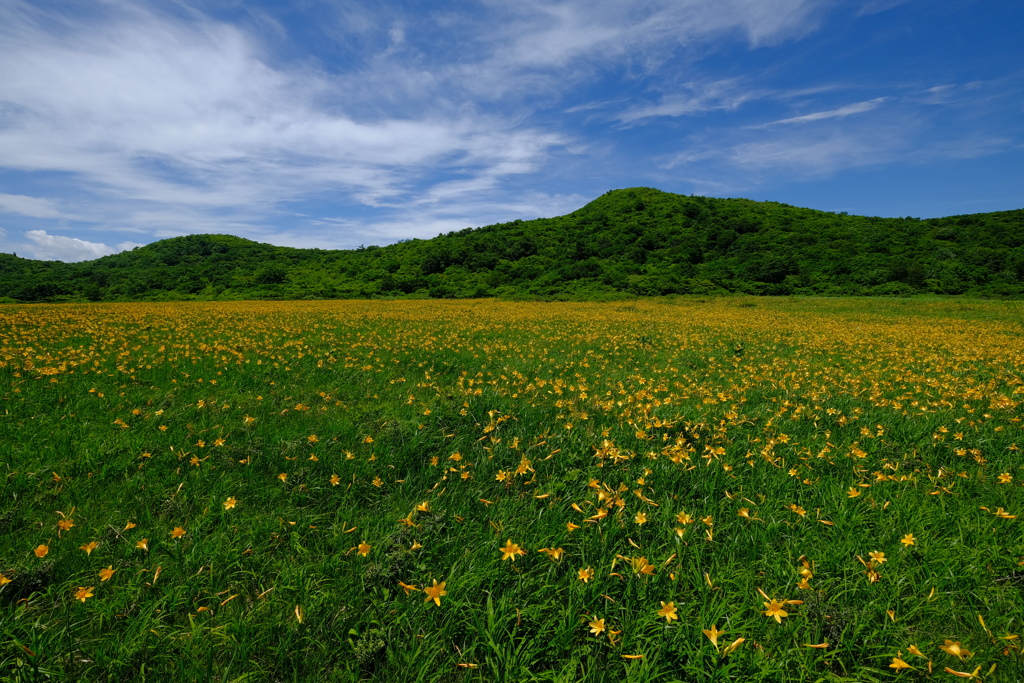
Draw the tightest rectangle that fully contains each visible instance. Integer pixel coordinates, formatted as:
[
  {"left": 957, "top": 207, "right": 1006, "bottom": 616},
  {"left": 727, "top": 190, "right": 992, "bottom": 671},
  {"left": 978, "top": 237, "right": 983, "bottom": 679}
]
[{"left": 3, "top": 187, "right": 1023, "bottom": 302}]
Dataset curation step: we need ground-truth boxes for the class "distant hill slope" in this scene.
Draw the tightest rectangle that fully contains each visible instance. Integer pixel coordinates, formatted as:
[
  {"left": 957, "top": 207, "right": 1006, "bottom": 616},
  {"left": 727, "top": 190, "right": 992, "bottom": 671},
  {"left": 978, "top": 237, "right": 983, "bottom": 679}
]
[{"left": 2, "top": 188, "right": 1023, "bottom": 302}]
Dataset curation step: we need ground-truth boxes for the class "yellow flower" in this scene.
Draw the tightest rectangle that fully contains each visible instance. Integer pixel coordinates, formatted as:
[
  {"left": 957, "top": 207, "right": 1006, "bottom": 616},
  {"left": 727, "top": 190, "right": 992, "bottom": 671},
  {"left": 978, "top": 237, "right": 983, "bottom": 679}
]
[
  {"left": 656, "top": 601, "right": 678, "bottom": 623},
  {"left": 398, "top": 581, "right": 419, "bottom": 595},
  {"left": 763, "top": 598, "right": 789, "bottom": 623},
  {"left": 330, "top": 474, "right": 341, "bottom": 486},
  {"left": 99, "top": 566, "right": 115, "bottom": 581},
  {"left": 57, "top": 518, "right": 74, "bottom": 532},
  {"left": 869, "top": 551, "right": 887, "bottom": 564},
  {"left": 907, "top": 644, "right": 926, "bottom": 657},
  {"left": 997, "top": 472, "right": 1012, "bottom": 484},
  {"left": 942, "top": 666, "right": 982, "bottom": 679},
  {"left": 588, "top": 617, "right": 606, "bottom": 636},
  {"left": 80, "top": 541, "right": 99, "bottom": 555},
  {"left": 702, "top": 624, "right": 723, "bottom": 648},
  {"left": 499, "top": 539, "right": 526, "bottom": 561},
  {"left": 223, "top": 497, "right": 237, "bottom": 510},
  {"left": 634, "top": 512, "right": 648, "bottom": 525},
  {"left": 889, "top": 656, "right": 914, "bottom": 670},
  {"left": 170, "top": 527, "right": 186, "bottom": 539},
  {"left": 416, "top": 501, "right": 430, "bottom": 513},
  {"left": 358, "top": 541, "right": 372, "bottom": 557},
  {"left": 423, "top": 579, "right": 447, "bottom": 606},
  {"left": 676, "top": 511, "right": 695, "bottom": 525},
  {"left": 847, "top": 487, "right": 861, "bottom": 498},
  {"left": 75, "top": 586, "right": 94, "bottom": 603},
  {"left": 721, "top": 637, "right": 746, "bottom": 656},
  {"left": 278, "top": 473, "right": 288, "bottom": 482},
  {"left": 307, "top": 434, "right": 319, "bottom": 444},
  {"left": 539, "top": 547, "right": 565, "bottom": 562},
  {"left": 900, "top": 533, "right": 916, "bottom": 547},
  {"left": 939, "top": 640, "right": 972, "bottom": 661},
  {"left": 566, "top": 522, "right": 580, "bottom": 533},
  {"left": 136, "top": 538, "right": 149, "bottom": 550},
  {"left": 631, "top": 556, "right": 655, "bottom": 576},
  {"left": 34, "top": 544, "right": 49, "bottom": 558},
  {"left": 578, "top": 567, "right": 594, "bottom": 583}
]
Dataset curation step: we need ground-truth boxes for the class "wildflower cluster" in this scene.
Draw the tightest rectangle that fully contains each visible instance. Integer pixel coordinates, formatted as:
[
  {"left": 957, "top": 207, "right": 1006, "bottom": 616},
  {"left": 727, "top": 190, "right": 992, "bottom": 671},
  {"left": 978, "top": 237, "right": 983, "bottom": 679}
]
[{"left": 0, "top": 298, "right": 1021, "bottom": 679}]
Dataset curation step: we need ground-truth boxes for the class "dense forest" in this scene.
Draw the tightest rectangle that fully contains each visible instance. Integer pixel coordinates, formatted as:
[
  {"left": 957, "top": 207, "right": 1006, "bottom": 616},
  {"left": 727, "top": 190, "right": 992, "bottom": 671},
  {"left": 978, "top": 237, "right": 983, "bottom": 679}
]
[{"left": 2, "top": 187, "right": 1023, "bottom": 302}]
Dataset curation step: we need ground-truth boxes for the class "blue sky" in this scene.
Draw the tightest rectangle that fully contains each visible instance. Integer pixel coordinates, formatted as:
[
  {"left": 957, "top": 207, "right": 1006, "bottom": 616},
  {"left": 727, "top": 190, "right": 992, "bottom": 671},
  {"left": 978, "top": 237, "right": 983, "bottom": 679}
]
[{"left": 0, "top": 0, "right": 1021, "bottom": 261}]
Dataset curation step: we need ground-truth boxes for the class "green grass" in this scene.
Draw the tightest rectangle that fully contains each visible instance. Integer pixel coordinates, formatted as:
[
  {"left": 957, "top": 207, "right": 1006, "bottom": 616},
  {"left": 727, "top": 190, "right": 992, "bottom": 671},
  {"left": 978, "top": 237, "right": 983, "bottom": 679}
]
[{"left": 1, "top": 298, "right": 1022, "bottom": 682}]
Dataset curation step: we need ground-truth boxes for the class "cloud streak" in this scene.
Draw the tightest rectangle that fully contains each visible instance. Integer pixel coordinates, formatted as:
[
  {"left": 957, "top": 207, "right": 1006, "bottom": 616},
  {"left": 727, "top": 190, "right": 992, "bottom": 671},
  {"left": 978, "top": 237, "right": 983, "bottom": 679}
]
[
  {"left": 0, "top": 193, "right": 74, "bottom": 220},
  {"left": 760, "top": 97, "right": 888, "bottom": 126}
]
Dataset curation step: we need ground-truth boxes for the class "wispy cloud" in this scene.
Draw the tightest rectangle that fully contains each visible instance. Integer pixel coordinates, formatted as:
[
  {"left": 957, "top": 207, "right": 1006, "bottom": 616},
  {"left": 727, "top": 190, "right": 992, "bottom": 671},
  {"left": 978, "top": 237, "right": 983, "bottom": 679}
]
[
  {"left": 0, "top": 193, "right": 75, "bottom": 220},
  {"left": 0, "top": 0, "right": 1019, "bottom": 258},
  {"left": 0, "top": 0, "right": 836, "bottom": 257},
  {"left": 0, "top": 1, "right": 574, "bottom": 246},
  {"left": 659, "top": 67, "right": 1023, "bottom": 191},
  {"left": 856, "top": 0, "right": 918, "bottom": 16},
  {"left": 614, "top": 79, "right": 767, "bottom": 124},
  {"left": 759, "top": 97, "right": 887, "bottom": 126},
  {"left": 662, "top": 92, "right": 921, "bottom": 182},
  {"left": 486, "top": 0, "right": 825, "bottom": 71}
]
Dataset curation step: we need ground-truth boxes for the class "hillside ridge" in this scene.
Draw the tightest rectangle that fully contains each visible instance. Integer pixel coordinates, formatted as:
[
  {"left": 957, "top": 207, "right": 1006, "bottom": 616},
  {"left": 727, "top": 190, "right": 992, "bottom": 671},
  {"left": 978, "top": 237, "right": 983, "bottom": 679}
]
[{"left": 2, "top": 187, "right": 1023, "bottom": 301}]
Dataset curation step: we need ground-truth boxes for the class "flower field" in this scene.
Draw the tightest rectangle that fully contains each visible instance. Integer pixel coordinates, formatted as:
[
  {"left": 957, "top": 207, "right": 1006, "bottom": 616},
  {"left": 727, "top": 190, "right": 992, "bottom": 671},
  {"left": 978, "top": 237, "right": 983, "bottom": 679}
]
[{"left": 1, "top": 298, "right": 1023, "bottom": 682}]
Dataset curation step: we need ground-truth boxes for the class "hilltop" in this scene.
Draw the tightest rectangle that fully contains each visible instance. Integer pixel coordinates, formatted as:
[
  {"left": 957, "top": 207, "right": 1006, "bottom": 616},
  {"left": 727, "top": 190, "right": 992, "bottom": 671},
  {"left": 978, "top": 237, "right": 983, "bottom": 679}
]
[{"left": 2, "top": 188, "right": 1023, "bottom": 302}]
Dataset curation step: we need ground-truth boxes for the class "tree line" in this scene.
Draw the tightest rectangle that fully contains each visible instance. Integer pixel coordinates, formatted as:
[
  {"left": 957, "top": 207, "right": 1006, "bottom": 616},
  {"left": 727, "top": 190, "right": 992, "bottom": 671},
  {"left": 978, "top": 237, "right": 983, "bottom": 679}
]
[{"left": 2, "top": 187, "right": 1022, "bottom": 302}]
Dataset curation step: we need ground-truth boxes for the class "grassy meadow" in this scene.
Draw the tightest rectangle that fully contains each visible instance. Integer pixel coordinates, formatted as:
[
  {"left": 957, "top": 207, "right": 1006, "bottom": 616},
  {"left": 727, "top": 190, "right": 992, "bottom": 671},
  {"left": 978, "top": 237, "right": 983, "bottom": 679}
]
[{"left": 1, "top": 297, "right": 1023, "bottom": 682}]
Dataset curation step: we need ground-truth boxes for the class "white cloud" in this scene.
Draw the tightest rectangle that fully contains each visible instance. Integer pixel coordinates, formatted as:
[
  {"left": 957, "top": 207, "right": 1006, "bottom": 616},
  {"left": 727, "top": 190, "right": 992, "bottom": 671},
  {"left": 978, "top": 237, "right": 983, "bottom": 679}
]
[
  {"left": 614, "top": 79, "right": 767, "bottom": 124},
  {"left": 718, "top": 135, "right": 892, "bottom": 174},
  {"left": 0, "top": 0, "right": 843, "bottom": 251},
  {"left": 483, "top": 0, "right": 824, "bottom": 71},
  {"left": 0, "top": 193, "right": 74, "bottom": 219},
  {"left": 659, "top": 71, "right": 1020, "bottom": 187},
  {"left": 761, "top": 97, "right": 887, "bottom": 126},
  {"left": 22, "top": 230, "right": 143, "bottom": 262},
  {"left": 0, "top": 1, "right": 571, "bottom": 236},
  {"left": 663, "top": 108, "right": 919, "bottom": 183},
  {"left": 857, "top": 0, "right": 917, "bottom": 16}
]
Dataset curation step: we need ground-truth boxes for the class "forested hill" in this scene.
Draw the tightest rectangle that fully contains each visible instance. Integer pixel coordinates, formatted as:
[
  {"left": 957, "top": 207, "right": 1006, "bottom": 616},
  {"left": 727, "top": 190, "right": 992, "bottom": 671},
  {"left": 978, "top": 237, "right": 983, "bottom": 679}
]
[{"left": 3, "top": 187, "right": 1023, "bottom": 302}]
